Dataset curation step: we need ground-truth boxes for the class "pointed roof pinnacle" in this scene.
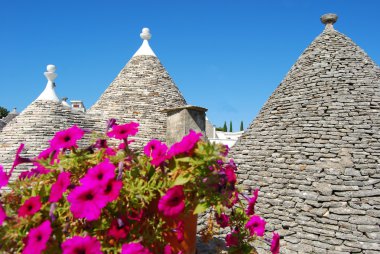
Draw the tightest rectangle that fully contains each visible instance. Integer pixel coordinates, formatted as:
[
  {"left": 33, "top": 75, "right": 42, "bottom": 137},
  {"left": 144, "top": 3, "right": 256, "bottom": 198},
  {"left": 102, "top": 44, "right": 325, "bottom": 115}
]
[
  {"left": 133, "top": 28, "right": 157, "bottom": 57},
  {"left": 35, "top": 64, "right": 60, "bottom": 102},
  {"left": 321, "top": 13, "right": 338, "bottom": 31}
]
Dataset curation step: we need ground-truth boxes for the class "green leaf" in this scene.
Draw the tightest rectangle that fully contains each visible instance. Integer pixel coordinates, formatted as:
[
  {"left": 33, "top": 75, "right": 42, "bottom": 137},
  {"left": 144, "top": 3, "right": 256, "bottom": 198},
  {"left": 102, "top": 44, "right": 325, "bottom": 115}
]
[
  {"left": 172, "top": 175, "right": 190, "bottom": 186},
  {"left": 193, "top": 203, "right": 208, "bottom": 214}
]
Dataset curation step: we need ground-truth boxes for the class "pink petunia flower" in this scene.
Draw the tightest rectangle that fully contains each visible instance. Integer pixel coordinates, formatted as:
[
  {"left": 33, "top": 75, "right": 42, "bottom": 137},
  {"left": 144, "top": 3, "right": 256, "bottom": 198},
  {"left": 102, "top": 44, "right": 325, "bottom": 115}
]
[
  {"left": 11, "top": 144, "right": 32, "bottom": 174},
  {"left": 22, "top": 220, "right": 52, "bottom": 254},
  {"left": 107, "top": 218, "right": 130, "bottom": 240},
  {"left": 49, "top": 172, "right": 71, "bottom": 202},
  {"left": 224, "top": 165, "right": 237, "bottom": 184},
  {"left": 61, "top": 236, "right": 102, "bottom": 254},
  {"left": 158, "top": 185, "right": 185, "bottom": 218},
  {"left": 80, "top": 159, "right": 116, "bottom": 187},
  {"left": 67, "top": 185, "right": 108, "bottom": 221},
  {"left": 246, "top": 189, "right": 259, "bottom": 216},
  {"left": 245, "top": 215, "right": 266, "bottom": 237},
  {"left": 144, "top": 140, "right": 168, "bottom": 166},
  {"left": 103, "top": 180, "right": 123, "bottom": 202},
  {"left": 37, "top": 147, "right": 59, "bottom": 165},
  {"left": 0, "top": 165, "right": 10, "bottom": 189},
  {"left": 164, "top": 245, "right": 173, "bottom": 254},
  {"left": 167, "top": 130, "right": 202, "bottom": 158},
  {"left": 107, "top": 122, "right": 139, "bottom": 140},
  {"left": 121, "top": 242, "right": 152, "bottom": 254},
  {"left": 106, "top": 118, "right": 117, "bottom": 131},
  {"left": 18, "top": 164, "right": 49, "bottom": 181},
  {"left": 175, "top": 220, "right": 184, "bottom": 242},
  {"left": 49, "top": 125, "right": 85, "bottom": 150},
  {"left": 0, "top": 204, "right": 6, "bottom": 226},
  {"left": 270, "top": 232, "right": 280, "bottom": 254},
  {"left": 18, "top": 196, "right": 42, "bottom": 218},
  {"left": 225, "top": 230, "right": 239, "bottom": 247},
  {"left": 215, "top": 213, "right": 230, "bottom": 228}
]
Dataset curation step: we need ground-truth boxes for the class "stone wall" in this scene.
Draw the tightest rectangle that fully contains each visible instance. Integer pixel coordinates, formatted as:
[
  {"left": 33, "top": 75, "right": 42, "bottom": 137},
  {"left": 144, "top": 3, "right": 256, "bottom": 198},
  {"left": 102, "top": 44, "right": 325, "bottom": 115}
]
[{"left": 231, "top": 27, "right": 380, "bottom": 253}]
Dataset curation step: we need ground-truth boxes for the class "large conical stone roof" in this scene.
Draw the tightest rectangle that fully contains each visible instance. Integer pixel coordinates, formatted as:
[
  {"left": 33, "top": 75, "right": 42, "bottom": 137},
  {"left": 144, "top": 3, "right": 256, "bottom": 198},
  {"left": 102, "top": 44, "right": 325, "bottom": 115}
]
[
  {"left": 0, "top": 66, "right": 93, "bottom": 179},
  {"left": 231, "top": 14, "right": 380, "bottom": 253},
  {"left": 89, "top": 28, "right": 186, "bottom": 147}
]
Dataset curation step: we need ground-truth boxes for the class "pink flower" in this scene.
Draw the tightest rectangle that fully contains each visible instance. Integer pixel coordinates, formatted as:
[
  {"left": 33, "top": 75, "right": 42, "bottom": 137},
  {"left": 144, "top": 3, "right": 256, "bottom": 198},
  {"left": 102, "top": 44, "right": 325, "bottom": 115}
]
[
  {"left": 144, "top": 140, "right": 168, "bottom": 166},
  {"left": 22, "top": 220, "right": 52, "bottom": 254},
  {"left": 246, "top": 189, "right": 259, "bottom": 215},
  {"left": 105, "top": 148, "right": 116, "bottom": 156},
  {"left": 215, "top": 213, "right": 230, "bottom": 228},
  {"left": 225, "top": 230, "right": 239, "bottom": 247},
  {"left": 175, "top": 220, "right": 184, "bottom": 242},
  {"left": 0, "top": 204, "right": 6, "bottom": 226},
  {"left": 164, "top": 245, "right": 173, "bottom": 254},
  {"left": 270, "top": 232, "right": 280, "bottom": 254},
  {"left": 61, "top": 236, "right": 102, "bottom": 254},
  {"left": 167, "top": 130, "right": 202, "bottom": 158},
  {"left": 18, "top": 196, "right": 42, "bottom": 217},
  {"left": 107, "top": 122, "right": 139, "bottom": 140},
  {"left": 49, "top": 172, "right": 71, "bottom": 202},
  {"left": 224, "top": 165, "right": 236, "bottom": 184},
  {"left": 11, "top": 144, "right": 32, "bottom": 174},
  {"left": 67, "top": 185, "right": 108, "bottom": 221},
  {"left": 18, "top": 165, "right": 49, "bottom": 180},
  {"left": 103, "top": 180, "right": 123, "bottom": 202},
  {"left": 121, "top": 242, "right": 152, "bottom": 254},
  {"left": 106, "top": 118, "right": 117, "bottom": 130},
  {"left": 80, "top": 159, "right": 116, "bottom": 186},
  {"left": 245, "top": 215, "right": 266, "bottom": 237},
  {"left": 49, "top": 125, "right": 85, "bottom": 150},
  {"left": 0, "top": 165, "right": 10, "bottom": 189},
  {"left": 107, "top": 218, "right": 130, "bottom": 240},
  {"left": 158, "top": 185, "right": 185, "bottom": 218}
]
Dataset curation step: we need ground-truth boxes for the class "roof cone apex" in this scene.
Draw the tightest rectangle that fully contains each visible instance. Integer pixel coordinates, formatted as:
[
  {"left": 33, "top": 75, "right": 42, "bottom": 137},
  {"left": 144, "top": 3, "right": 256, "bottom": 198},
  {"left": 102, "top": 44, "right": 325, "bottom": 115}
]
[
  {"left": 35, "top": 65, "right": 60, "bottom": 102},
  {"left": 133, "top": 28, "right": 157, "bottom": 57}
]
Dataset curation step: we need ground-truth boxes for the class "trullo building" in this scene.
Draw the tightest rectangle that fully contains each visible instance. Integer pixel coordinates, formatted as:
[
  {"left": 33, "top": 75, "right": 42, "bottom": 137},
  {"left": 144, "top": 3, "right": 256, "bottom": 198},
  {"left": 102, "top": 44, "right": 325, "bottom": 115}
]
[
  {"left": 0, "top": 65, "right": 92, "bottom": 179},
  {"left": 88, "top": 28, "right": 188, "bottom": 147},
  {"left": 231, "top": 14, "right": 380, "bottom": 253}
]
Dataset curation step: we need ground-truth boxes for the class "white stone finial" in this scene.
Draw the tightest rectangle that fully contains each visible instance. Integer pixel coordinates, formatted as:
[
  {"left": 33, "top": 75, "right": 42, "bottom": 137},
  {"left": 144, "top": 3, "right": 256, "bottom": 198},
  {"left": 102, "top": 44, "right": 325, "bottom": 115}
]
[
  {"left": 133, "top": 27, "right": 156, "bottom": 57},
  {"left": 140, "top": 28, "right": 152, "bottom": 40},
  {"left": 44, "top": 64, "right": 58, "bottom": 83},
  {"left": 35, "top": 64, "right": 60, "bottom": 102}
]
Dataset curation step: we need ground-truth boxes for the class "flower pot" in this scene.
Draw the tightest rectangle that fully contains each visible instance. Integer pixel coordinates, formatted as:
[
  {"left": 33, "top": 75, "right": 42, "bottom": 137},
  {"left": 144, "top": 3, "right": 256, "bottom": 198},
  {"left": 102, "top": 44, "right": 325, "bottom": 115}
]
[
  {"left": 148, "top": 199, "right": 198, "bottom": 254},
  {"left": 163, "top": 212, "right": 198, "bottom": 254}
]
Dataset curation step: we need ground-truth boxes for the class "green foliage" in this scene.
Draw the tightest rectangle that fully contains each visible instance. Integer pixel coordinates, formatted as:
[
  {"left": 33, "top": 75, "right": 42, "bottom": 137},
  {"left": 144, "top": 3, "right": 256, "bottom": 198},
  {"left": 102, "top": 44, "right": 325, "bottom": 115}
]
[
  {"left": 223, "top": 121, "right": 227, "bottom": 132},
  {"left": 229, "top": 121, "right": 233, "bottom": 132},
  {"left": 0, "top": 127, "right": 262, "bottom": 253},
  {"left": 0, "top": 106, "right": 9, "bottom": 118},
  {"left": 240, "top": 121, "right": 244, "bottom": 131}
]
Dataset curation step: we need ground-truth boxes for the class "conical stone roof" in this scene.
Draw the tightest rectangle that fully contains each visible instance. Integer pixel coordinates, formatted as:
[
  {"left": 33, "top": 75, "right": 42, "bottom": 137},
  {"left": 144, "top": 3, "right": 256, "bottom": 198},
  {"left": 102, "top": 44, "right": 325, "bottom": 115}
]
[
  {"left": 0, "top": 66, "right": 93, "bottom": 179},
  {"left": 231, "top": 14, "right": 380, "bottom": 253},
  {"left": 89, "top": 28, "right": 186, "bottom": 147}
]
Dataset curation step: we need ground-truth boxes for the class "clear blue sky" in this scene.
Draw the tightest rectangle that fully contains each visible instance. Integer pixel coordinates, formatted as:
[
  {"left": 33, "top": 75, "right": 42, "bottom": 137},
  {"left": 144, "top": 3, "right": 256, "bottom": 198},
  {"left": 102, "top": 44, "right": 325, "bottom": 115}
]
[{"left": 0, "top": 1, "right": 379, "bottom": 131}]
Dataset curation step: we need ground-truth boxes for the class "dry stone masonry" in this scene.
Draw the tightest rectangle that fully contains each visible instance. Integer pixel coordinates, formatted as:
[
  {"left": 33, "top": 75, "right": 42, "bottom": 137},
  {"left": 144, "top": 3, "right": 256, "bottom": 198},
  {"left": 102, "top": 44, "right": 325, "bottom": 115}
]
[
  {"left": 89, "top": 28, "right": 187, "bottom": 148},
  {"left": 0, "top": 100, "right": 94, "bottom": 180},
  {"left": 231, "top": 14, "right": 380, "bottom": 253}
]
